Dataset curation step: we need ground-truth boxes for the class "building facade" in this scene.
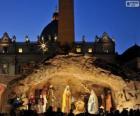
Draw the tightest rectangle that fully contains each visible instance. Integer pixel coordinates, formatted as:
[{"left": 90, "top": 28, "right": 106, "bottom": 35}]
[
  {"left": 0, "top": 0, "right": 124, "bottom": 77},
  {"left": 0, "top": 26, "right": 115, "bottom": 77}
]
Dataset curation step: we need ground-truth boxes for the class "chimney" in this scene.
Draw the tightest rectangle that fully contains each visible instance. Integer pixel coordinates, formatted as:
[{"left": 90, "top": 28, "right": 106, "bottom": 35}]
[{"left": 58, "top": 0, "right": 75, "bottom": 46}]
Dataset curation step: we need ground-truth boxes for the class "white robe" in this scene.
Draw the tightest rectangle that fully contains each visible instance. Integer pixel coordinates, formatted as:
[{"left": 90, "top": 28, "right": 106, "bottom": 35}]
[
  {"left": 42, "top": 94, "right": 47, "bottom": 113},
  {"left": 88, "top": 90, "right": 98, "bottom": 114}
]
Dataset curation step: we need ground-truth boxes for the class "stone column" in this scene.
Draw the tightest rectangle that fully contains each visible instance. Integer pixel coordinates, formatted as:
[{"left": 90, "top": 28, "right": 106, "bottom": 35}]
[{"left": 58, "top": 0, "right": 75, "bottom": 46}]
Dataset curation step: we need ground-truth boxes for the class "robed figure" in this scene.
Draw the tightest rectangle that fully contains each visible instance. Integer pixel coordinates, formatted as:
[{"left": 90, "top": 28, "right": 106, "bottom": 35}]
[
  {"left": 37, "top": 95, "right": 44, "bottom": 113},
  {"left": 105, "top": 90, "right": 112, "bottom": 112},
  {"left": 62, "top": 85, "right": 72, "bottom": 113},
  {"left": 46, "top": 85, "right": 56, "bottom": 111},
  {"left": 42, "top": 93, "right": 47, "bottom": 113},
  {"left": 88, "top": 90, "right": 98, "bottom": 114}
]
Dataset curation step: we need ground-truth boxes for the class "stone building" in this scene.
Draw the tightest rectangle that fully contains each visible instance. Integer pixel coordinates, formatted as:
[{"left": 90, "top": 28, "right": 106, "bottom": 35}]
[
  {"left": 0, "top": 32, "right": 47, "bottom": 76},
  {"left": 0, "top": 12, "right": 116, "bottom": 77}
]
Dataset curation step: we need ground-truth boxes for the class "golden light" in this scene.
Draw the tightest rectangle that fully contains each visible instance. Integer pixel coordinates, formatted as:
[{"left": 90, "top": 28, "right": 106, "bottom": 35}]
[
  {"left": 18, "top": 48, "right": 23, "bottom": 53},
  {"left": 88, "top": 48, "right": 92, "bottom": 53},
  {"left": 41, "top": 43, "right": 46, "bottom": 49},
  {"left": 76, "top": 48, "right": 81, "bottom": 53},
  {"left": 38, "top": 39, "right": 48, "bottom": 52},
  {"left": 54, "top": 36, "right": 57, "bottom": 41}
]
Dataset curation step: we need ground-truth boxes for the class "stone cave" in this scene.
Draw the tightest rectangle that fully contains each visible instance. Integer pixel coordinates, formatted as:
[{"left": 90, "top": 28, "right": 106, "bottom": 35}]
[{"left": 1, "top": 54, "right": 140, "bottom": 114}]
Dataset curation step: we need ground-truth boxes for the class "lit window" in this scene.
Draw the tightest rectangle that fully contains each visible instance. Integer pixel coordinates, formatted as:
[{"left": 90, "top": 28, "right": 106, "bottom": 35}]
[
  {"left": 76, "top": 48, "right": 81, "bottom": 53},
  {"left": 18, "top": 48, "right": 23, "bottom": 53},
  {"left": 106, "top": 50, "right": 109, "bottom": 53},
  {"left": 3, "top": 64, "right": 8, "bottom": 74},
  {"left": 104, "top": 49, "right": 109, "bottom": 53},
  {"left": 88, "top": 48, "right": 93, "bottom": 53},
  {"left": 54, "top": 35, "right": 57, "bottom": 41},
  {"left": 2, "top": 47, "right": 8, "bottom": 53},
  {"left": 3, "top": 64, "right": 7, "bottom": 68}
]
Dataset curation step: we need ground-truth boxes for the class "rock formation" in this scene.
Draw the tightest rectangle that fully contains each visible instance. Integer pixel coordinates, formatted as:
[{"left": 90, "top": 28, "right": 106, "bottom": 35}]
[{"left": 1, "top": 54, "right": 140, "bottom": 112}]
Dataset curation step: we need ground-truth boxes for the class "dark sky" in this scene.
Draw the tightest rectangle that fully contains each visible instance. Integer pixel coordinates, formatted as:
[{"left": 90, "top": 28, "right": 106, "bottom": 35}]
[{"left": 0, "top": 0, "right": 140, "bottom": 54}]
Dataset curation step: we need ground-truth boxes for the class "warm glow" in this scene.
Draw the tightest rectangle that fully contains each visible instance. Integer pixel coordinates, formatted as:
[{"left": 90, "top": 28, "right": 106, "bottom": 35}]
[
  {"left": 41, "top": 43, "right": 46, "bottom": 49},
  {"left": 88, "top": 48, "right": 92, "bottom": 53},
  {"left": 54, "top": 36, "right": 57, "bottom": 41},
  {"left": 18, "top": 48, "right": 23, "bottom": 53},
  {"left": 76, "top": 48, "right": 81, "bottom": 53},
  {"left": 3, "top": 64, "right": 7, "bottom": 68},
  {"left": 38, "top": 40, "right": 48, "bottom": 52}
]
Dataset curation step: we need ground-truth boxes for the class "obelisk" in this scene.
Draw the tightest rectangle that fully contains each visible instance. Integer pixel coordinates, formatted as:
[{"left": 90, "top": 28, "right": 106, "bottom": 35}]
[{"left": 58, "top": 0, "right": 75, "bottom": 46}]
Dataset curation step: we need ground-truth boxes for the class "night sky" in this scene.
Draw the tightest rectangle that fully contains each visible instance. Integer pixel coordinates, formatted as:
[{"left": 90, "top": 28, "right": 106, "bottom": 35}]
[{"left": 0, "top": 0, "right": 140, "bottom": 54}]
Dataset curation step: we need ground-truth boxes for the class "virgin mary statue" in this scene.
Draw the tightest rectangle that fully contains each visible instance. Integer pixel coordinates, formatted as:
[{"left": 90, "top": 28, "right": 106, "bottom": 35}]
[
  {"left": 88, "top": 90, "right": 98, "bottom": 114},
  {"left": 62, "top": 85, "right": 72, "bottom": 114}
]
